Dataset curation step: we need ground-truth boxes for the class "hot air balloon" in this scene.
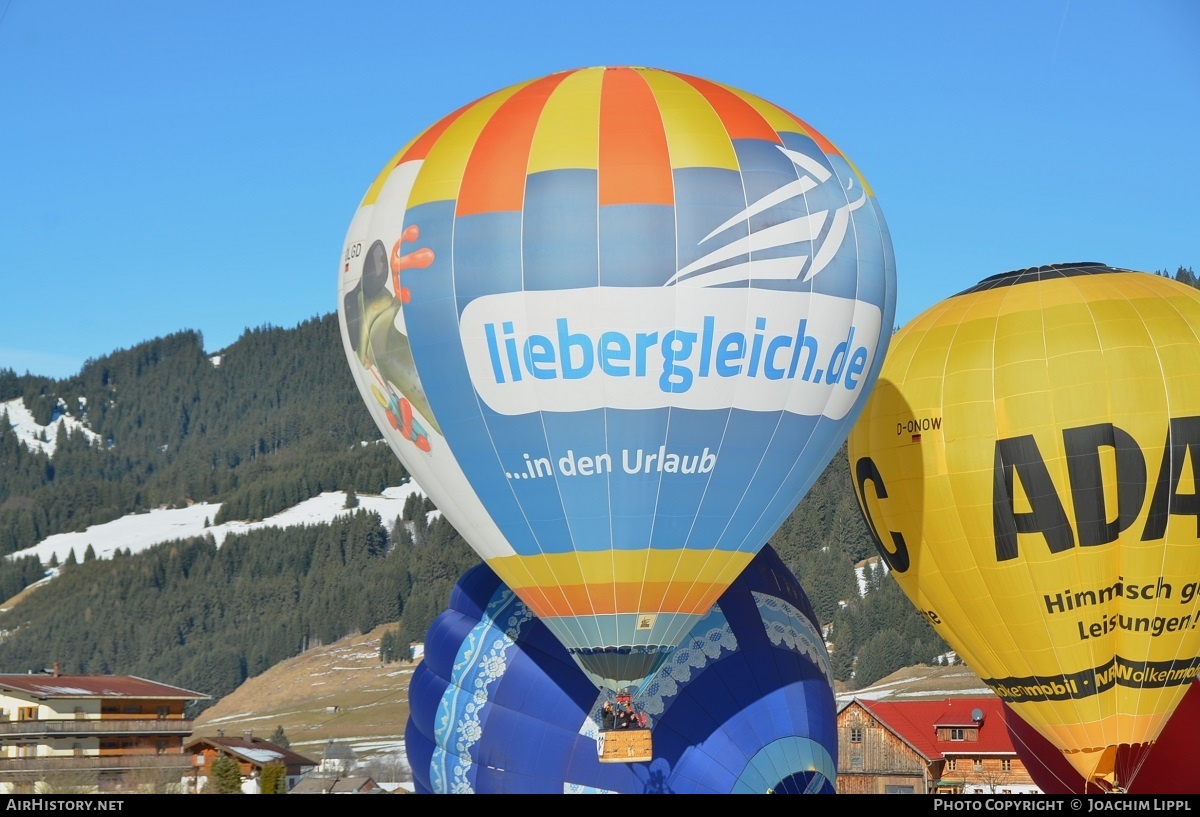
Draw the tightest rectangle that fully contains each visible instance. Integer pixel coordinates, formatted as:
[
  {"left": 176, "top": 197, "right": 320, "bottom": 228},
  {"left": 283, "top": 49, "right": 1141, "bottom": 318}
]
[
  {"left": 339, "top": 66, "right": 896, "bottom": 694},
  {"left": 405, "top": 544, "right": 838, "bottom": 794},
  {"left": 847, "top": 262, "right": 1200, "bottom": 790},
  {"left": 1003, "top": 681, "right": 1200, "bottom": 794}
]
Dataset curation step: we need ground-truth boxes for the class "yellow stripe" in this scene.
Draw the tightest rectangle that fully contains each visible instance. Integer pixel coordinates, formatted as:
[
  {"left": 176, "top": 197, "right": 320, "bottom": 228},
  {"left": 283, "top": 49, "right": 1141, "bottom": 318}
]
[
  {"left": 528, "top": 68, "right": 602, "bottom": 173},
  {"left": 490, "top": 548, "right": 755, "bottom": 588},
  {"left": 406, "top": 81, "right": 533, "bottom": 208},
  {"left": 640, "top": 70, "right": 739, "bottom": 170},
  {"left": 358, "top": 134, "right": 422, "bottom": 208},
  {"left": 838, "top": 153, "right": 876, "bottom": 198}
]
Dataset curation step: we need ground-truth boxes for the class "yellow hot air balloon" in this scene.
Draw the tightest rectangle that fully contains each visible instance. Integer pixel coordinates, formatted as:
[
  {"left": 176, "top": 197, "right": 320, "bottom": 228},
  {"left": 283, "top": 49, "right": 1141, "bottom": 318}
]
[{"left": 847, "top": 262, "right": 1200, "bottom": 790}]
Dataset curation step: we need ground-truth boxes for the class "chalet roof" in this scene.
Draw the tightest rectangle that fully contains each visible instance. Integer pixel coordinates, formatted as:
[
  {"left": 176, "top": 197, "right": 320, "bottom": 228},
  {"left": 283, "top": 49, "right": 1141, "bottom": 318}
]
[
  {"left": 185, "top": 735, "right": 317, "bottom": 770},
  {"left": 855, "top": 697, "right": 1015, "bottom": 759},
  {"left": 0, "top": 673, "right": 209, "bottom": 701},
  {"left": 290, "top": 776, "right": 380, "bottom": 794}
]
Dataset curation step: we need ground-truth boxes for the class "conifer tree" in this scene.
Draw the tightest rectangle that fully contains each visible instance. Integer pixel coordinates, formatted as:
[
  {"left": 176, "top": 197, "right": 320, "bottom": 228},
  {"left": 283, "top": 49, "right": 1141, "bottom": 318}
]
[
  {"left": 210, "top": 755, "right": 242, "bottom": 794},
  {"left": 379, "top": 629, "right": 398, "bottom": 664},
  {"left": 259, "top": 761, "right": 286, "bottom": 794}
]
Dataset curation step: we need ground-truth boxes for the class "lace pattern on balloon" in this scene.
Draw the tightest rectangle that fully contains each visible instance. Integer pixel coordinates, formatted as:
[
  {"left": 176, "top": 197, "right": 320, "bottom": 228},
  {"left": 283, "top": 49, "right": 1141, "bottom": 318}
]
[
  {"left": 633, "top": 603, "right": 738, "bottom": 718},
  {"left": 753, "top": 591, "right": 833, "bottom": 685},
  {"left": 430, "top": 584, "right": 535, "bottom": 794}
]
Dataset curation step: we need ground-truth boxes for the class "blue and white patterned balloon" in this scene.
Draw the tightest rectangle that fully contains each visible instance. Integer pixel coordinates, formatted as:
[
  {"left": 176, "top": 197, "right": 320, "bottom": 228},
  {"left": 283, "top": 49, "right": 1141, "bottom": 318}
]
[{"left": 406, "top": 545, "right": 837, "bottom": 794}]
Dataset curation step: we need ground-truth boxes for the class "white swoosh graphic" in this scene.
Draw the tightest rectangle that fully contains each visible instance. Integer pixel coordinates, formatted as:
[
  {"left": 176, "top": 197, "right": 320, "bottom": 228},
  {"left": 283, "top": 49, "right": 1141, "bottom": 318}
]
[{"left": 667, "top": 145, "right": 865, "bottom": 289}]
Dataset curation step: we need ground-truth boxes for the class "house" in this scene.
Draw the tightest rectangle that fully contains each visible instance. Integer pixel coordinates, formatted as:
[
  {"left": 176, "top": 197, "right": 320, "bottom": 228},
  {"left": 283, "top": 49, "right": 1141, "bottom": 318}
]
[
  {"left": 290, "top": 775, "right": 382, "bottom": 794},
  {"left": 183, "top": 731, "right": 317, "bottom": 794},
  {"left": 837, "top": 697, "right": 1039, "bottom": 795},
  {"left": 316, "top": 740, "right": 358, "bottom": 776},
  {"left": 0, "top": 665, "right": 210, "bottom": 794}
]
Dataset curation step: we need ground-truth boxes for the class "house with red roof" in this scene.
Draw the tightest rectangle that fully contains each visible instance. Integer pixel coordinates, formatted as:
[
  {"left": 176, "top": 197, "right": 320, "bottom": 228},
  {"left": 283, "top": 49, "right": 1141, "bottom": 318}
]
[
  {"left": 837, "top": 697, "right": 1039, "bottom": 794},
  {"left": 0, "top": 664, "right": 209, "bottom": 794},
  {"left": 183, "top": 731, "right": 317, "bottom": 794}
]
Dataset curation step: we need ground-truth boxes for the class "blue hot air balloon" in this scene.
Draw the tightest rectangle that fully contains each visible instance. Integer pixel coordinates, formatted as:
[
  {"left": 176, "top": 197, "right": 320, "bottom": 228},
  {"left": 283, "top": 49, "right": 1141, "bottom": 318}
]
[
  {"left": 339, "top": 66, "right": 896, "bottom": 693},
  {"left": 405, "top": 545, "right": 837, "bottom": 794}
]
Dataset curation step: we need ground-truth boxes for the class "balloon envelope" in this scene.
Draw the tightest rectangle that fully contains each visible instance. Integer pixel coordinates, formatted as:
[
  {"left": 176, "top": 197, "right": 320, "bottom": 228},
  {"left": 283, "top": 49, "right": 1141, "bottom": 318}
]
[
  {"left": 338, "top": 66, "right": 895, "bottom": 691},
  {"left": 1004, "top": 682, "right": 1200, "bottom": 794},
  {"left": 405, "top": 544, "right": 837, "bottom": 794},
  {"left": 847, "top": 263, "right": 1200, "bottom": 786}
]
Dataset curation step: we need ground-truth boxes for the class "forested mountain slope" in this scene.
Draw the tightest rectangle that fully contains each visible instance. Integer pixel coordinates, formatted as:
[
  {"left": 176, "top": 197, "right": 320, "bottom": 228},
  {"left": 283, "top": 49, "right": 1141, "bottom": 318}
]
[{"left": 0, "top": 316, "right": 409, "bottom": 554}]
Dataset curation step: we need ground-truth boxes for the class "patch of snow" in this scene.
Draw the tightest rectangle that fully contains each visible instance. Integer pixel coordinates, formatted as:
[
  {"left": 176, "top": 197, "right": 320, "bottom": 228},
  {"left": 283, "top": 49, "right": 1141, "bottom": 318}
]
[
  {"left": 25, "top": 685, "right": 95, "bottom": 695},
  {"left": 843, "top": 684, "right": 995, "bottom": 703},
  {"left": 1, "top": 397, "right": 101, "bottom": 457},
  {"left": 205, "top": 710, "right": 311, "bottom": 726},
  {"left": 7, "top": 482, "right": 429, "bottom": 568},
  {"left": 237, "top": 748, "right": 284, "bottom": 763},
  {"left": 854, "top": 556, "right": 889, "bottom": 597}
]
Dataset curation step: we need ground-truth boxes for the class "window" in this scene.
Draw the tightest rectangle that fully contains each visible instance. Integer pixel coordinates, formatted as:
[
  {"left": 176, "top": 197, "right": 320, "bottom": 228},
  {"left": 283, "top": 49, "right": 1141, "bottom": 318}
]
[
  {"left": 885, "top": 785, "right": 915, "bottom": 794},
  {"left": 946, "top": 759, "right": 957, "bottom": 771},
  {"left": 1001, "top": 759, "right": 1012, "bottom": 772},
  {"left": 850, "top": 727, "right": 863, "bottom": 743},
  {"left": 17, "top": 707, "right": 37, "bottom": 721},
  {"left": 949, "top": 728, "right": 965, "bottom": 741},
  {"left": 973, "top": 759, "right": 983, "bottom": 772},
  {"left": 851, "top": 756, "right": 863, "bottom": 769}
]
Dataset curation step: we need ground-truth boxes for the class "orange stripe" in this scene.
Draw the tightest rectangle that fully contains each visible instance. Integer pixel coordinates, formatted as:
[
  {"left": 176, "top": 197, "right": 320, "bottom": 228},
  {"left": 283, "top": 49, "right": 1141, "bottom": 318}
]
[
  {"left": 517, "top": 581, "right": 728, "bottom": 619},
  {"left": 599, "top": 67, "right": 673, "bottom": 206},
  {"left": 455, "top": 71, "right": 573, "bottom": 216},
  {"left": 671, "top": 72, "right": 781, "bottom": 143},
  {"left": 397, "top": 101, "right": 471, "bottom": 164},
  {"left": 778, "top": 109, "right": 840, "bottom": 155}
]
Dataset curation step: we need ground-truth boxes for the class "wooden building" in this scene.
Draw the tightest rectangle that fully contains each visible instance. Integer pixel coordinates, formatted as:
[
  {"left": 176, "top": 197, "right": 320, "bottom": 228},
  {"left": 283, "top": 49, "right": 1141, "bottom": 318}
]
[
  {"left": 183, "top": 731, "right": 317, "bottom": 794},
  {"left": 0, "top": 666, "right": 209, "bottom": 793},
  {"left": 837, "top": 697, "right": 1039, "bottom": 795}
]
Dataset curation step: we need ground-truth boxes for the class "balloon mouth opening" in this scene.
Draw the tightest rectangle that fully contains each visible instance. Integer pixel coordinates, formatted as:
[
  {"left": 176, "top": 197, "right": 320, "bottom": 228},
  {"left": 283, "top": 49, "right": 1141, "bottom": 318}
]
[
  {"left": 1062, "top": 745, "right": 1120, "bottom": 789},
  {"left": 569, "top": 646, "right": 673, "bottom": 694}
]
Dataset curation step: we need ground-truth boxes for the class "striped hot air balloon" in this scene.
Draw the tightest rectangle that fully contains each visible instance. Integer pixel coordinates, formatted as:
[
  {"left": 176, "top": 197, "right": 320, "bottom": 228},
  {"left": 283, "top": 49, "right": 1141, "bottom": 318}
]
[{"left": 338, "top": 66, "right": 896, "bottom": 694}]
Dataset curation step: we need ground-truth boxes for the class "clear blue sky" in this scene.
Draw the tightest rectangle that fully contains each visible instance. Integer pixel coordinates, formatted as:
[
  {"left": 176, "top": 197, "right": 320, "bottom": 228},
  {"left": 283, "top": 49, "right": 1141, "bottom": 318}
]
[{"left": 1, "top": 0, "right": 1196, "bottom": 379}]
